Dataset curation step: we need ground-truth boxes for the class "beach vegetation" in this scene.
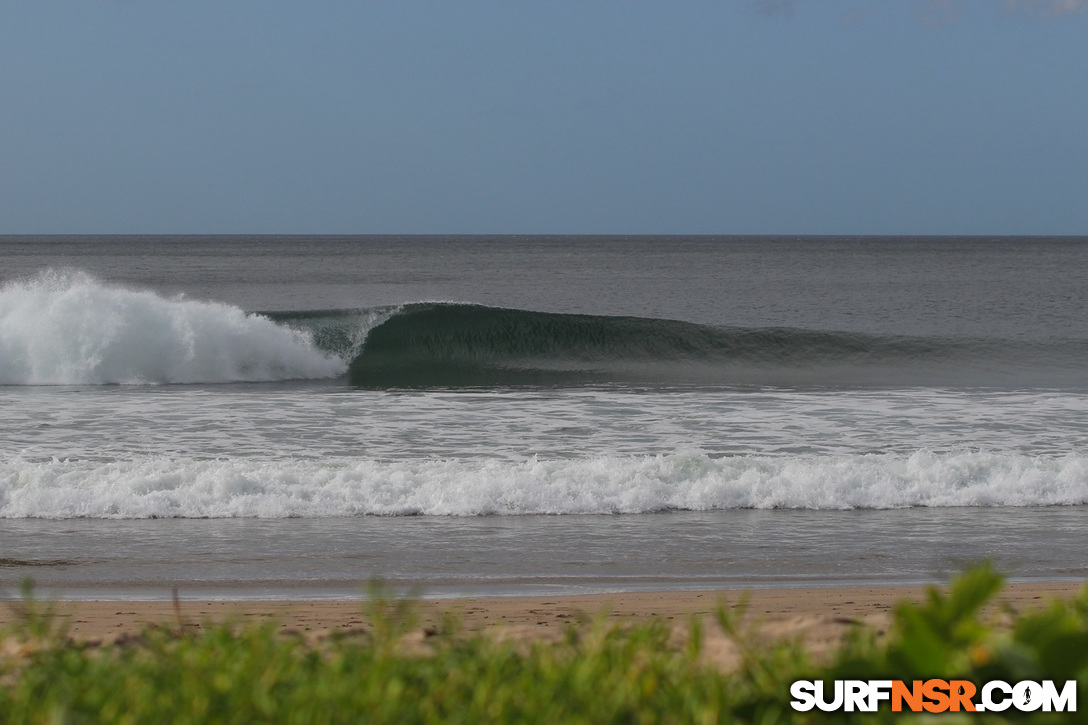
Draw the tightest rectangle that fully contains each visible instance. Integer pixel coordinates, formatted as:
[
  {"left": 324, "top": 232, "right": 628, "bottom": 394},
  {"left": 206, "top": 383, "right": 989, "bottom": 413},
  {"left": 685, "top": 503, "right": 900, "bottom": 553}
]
[{"left": 2, "top": 566, "right": 1087, "bottom": 723}]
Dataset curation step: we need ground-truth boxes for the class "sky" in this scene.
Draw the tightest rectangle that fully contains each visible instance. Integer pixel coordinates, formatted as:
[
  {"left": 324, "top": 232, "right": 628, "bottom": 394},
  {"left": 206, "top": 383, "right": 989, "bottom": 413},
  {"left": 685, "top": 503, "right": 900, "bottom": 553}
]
[{"left": 1, "top": 1, "right": 1086, "bottom": 235}]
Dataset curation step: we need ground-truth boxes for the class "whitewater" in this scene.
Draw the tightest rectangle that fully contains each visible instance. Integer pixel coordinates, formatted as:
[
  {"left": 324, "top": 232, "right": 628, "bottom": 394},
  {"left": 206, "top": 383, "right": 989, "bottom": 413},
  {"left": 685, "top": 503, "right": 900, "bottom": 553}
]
[
  {"left": 3, "top": 451, "right": 1088, "bottom": 519},
  {"left": 2, "top": 236, "right": 1087, "bottom": 597},
  {"left": 0, "top": 271, "right": 345, "bottom": 385}
]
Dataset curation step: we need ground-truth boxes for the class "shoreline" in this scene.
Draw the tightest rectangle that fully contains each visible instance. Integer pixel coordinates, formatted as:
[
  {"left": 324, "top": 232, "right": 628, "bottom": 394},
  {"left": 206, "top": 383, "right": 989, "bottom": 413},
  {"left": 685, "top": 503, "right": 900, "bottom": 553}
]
[
  {"left": 5, "top": 573, "right": 1088, "bottom": 604},
  {"left": 4, "top": 580, "right": 1082, "bottom": 652}
]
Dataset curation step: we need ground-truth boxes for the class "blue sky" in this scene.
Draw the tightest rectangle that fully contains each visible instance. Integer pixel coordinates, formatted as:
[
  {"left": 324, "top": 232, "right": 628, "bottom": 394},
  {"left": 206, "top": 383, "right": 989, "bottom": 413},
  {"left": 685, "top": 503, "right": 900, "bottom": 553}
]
[{"left": 2, "top": 1, "right": 1086, "bottom": 234}]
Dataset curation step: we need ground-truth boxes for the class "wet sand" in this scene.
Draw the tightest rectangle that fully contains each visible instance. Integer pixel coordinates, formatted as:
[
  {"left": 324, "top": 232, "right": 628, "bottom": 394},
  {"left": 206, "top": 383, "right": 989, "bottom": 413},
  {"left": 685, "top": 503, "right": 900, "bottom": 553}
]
[{"left": 2, "top": 581, "right": 1082, "bottom": 667}]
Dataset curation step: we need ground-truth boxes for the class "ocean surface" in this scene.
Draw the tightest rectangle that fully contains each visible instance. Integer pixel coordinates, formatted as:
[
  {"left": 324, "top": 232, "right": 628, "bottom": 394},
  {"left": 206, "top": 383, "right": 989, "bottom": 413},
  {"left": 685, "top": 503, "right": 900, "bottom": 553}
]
[{"left": 2, "top": 236, "right": 1087, "bottom": 599}]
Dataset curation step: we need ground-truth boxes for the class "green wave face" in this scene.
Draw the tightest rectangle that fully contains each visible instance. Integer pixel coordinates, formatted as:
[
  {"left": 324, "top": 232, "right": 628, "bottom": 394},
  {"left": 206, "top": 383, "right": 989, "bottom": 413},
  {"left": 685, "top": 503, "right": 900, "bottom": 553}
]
[
  {"left": 268, "top": 303, "right": 1083, "bottom": 389},
  {"left": 351, "top": 304, "right": 711, "bottom": 387},
  {"left": 346, "top": 304, "right": 897, "bottom": 387}
]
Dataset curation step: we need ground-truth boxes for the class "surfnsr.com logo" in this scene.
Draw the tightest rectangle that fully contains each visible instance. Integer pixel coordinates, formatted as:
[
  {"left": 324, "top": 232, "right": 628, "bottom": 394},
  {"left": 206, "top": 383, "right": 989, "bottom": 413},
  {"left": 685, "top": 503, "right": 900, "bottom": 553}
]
[{"left": 790, "top": 679, "right": 1077, "bottom": 713}]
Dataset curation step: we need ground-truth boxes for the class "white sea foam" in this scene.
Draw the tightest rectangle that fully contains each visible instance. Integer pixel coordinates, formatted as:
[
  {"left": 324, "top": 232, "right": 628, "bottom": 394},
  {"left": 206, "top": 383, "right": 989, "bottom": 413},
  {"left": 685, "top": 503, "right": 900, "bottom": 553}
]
[
  {"left": 0, "top": 271, "right": 346, "bottom": 384},
  {"left": 2, "top": 451, "right": 1086, "bottom": 518}
]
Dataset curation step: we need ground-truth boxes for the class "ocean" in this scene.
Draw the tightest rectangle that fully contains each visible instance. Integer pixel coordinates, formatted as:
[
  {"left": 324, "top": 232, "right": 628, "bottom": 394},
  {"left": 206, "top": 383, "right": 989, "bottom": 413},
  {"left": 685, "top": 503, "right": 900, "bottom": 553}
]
[{"left": 2, "top": 236, "right": 1087, "bottom": 600}]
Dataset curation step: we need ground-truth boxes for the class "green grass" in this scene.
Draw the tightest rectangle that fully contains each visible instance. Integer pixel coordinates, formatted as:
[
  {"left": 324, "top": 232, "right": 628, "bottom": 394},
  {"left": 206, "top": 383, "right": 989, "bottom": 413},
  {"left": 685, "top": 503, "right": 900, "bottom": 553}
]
[{"left": 3, "top": 567, "right": 1087, "bottom": 723}]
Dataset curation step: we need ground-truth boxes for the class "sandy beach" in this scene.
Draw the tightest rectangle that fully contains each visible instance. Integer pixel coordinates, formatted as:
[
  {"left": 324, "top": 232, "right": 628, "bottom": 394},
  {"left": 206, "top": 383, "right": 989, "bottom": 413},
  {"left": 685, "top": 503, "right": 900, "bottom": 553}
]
[{"left": 4, "top": 581, "right": 1082, "bottom": 667}]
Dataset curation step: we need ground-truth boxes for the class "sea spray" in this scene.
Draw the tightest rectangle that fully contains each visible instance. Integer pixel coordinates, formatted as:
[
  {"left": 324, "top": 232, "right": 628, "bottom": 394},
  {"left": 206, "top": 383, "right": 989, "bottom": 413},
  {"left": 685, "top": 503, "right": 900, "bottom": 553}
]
[{"left": 0, "top": 271, "right": 346, "bottom": 384}]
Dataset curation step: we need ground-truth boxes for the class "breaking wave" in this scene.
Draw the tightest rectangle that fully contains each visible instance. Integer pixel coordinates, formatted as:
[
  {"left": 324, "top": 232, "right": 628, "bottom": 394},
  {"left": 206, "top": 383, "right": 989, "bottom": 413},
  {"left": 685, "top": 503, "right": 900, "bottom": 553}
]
[{"left": 2, "top": 272, "right": 1084, "bottom": 387}]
